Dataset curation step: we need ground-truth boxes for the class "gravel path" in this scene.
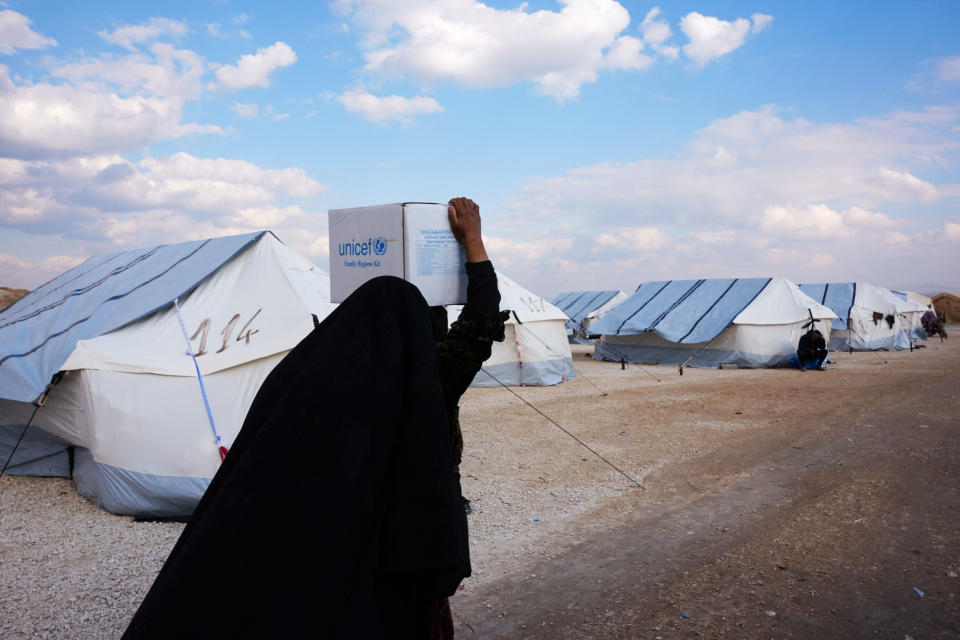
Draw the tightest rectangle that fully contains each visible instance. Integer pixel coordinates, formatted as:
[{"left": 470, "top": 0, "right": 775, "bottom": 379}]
[{"left": 0, "top": 477, "right": 180, "bottom": 639}]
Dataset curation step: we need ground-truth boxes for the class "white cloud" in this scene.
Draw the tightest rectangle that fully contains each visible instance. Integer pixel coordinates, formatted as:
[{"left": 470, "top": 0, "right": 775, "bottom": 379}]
[
  {"left": 232, "top": 103, "right": 290, "bottom": 120},
  {"left": 339, "top": 0, "right": 654, "bottom": 101},
  {"left": 693, "top": 230, "right": 735, "bottom": 244},
  {"left": 98, "top": 17, "right": 188, "bottom": 51},
  {"left": 807, "top": 253, "right": 834, "bottom": 269},
  {"left": 512, "top": 103, "right": 949, "bottom": 229},
  {"left": 640, "top": 8, "right": 670, "bottom": 45},
  {"left": 53, "top": 43, "right": 206, "bottom": 100},
  {"left": 885, "top": 231, "right": 911, "bottom": 244},
  {"left": 336, "top": 2, "right": 771, "bottom": 99},
  {"left": 0, "top": 9, "right": 57, "bottom": 54},
  {"left": 337, "top": 89, "right": 443, "bottom": 124},
  {"left": 655, "top": 44, "right": 679, "bottom": 61},
  {"left": 213, "top": 41, "right": 296, "bottom": 91},
  {"left": 679, "top": 12, "right": 763, "bottom": 67},
  {"left": 709, "top": 145, "right": 736, "bottom": 166},
  {"left": 138, "top": 153, "right": 324, "bottom": 198},
  {"left": 907, "top": 54, "right": 960, "bottom": 92},
  {"left": 206, "top": 22, "right": 253, "bottom": 40},
  {"left": 0, "top": 36, "right": 306, "bottom": 160},
  {"left": 233, "top": 102, "right": 259, "bottom": 118},
  {"left": 602, "top": 36, "right": 653, "bottom": 72},
  {"left": 761, "top": 204, "right": 846, "bottom": 238},
  {"left": 0, "top": 26, "right": 330, "bottom": 288},
  {"left": 843, "top": 206, "right": 899, "bottom": 229},
  {"left": 935, "top": 55, "right": 960, "bottom": 84},
  {"left": 490, "top": 103, "right": 959, "bottom": 293},
  {"left": 943, "top": 221, "right": 960, "bottom": 241},
  {"left": 759, "top": 204, "right": 900, "bottom": 241},
  {"left": 639, "top": 7, "right": 678, "bottom": 60},
  {"left": 0, "top": 152, "right": 327, "bottom": 255},
  {"left": 594, "top": 226, "right": 669, "bottom": 250},
  {"left": 0, "top": 51, "right": 221, "bottom": 159},
  {"left": 0, "top": 253, "right": 33, "bottom": 271},
  {"left": 482, "top": 234, "right": 572, "bottom": 271},
  {"left": 751, "top": 13, "right": 774, "bottom": 34},
  {"left": 0, "top": 253, "right": 83, "bottom": 288},
  {"left": 874, "top": 167, "right": 938, "bottom": 202}
]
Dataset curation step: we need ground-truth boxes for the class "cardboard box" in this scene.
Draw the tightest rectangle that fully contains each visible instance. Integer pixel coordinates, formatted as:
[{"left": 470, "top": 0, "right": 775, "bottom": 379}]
[{"left": 328, "top": 202, "right": 468, "bottom": 305}]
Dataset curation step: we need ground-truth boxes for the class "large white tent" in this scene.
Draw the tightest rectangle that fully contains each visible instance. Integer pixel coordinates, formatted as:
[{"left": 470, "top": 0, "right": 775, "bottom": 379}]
[
  {"left": 592, "top": 277, "right": 837, "bottom": 368},
  {"left": 549, "top": 290, "right": 628, "bottom": 343},
  {"left": 798, "top": 282, "right": 919, "bottom": 351},
  {"left": 449, "top": 272, "right": 574, "bottom": 386},
  {"left": 0, "top": 232, "right": 336, "bottom": 516}
]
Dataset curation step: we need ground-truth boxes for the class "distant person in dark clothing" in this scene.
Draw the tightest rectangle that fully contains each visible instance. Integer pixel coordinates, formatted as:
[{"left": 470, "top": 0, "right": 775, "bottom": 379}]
[
  {"left": 123, "top": 198, "right": 506, "bottom": 639},
  {"left": 797, "top": 328, "right": 828, "bottom": 370},
  {"left": 921, "top": 310, "right": 946, "bottom": 338}
]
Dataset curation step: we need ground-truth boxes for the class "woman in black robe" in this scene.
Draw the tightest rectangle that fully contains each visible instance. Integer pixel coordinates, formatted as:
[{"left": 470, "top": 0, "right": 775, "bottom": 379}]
[{"left": 123, "top": 198, "right": 505, "bottom": 639}]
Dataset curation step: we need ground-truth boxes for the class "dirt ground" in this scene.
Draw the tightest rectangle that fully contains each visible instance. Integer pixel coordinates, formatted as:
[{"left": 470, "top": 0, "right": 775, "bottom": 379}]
[
  {"left": 1, "top": 329, "right": 957, "bottom": 639},
  {"left": 452, "top": 331, "right": 960, "bottom": 639}
]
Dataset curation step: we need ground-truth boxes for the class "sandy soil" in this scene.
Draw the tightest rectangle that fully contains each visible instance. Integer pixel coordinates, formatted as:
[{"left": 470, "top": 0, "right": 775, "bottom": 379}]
[{"left": 1, "top": 329, "right": 957, "bottom": 639}]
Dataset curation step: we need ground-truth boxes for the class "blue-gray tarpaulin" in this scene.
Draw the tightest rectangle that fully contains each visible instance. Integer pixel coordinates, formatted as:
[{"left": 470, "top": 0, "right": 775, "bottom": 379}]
[
  {"left": 590, "top": 278, "right": 771, "bottom": 342},
  {"left": 798, "top": 283, "right": 855, "bottom": 330},
  {"left": 550, "top": 290, "right": 622, "bottom": 335},
  {"left": 0, "top": 232, "right": 265, "bottom": 402}
]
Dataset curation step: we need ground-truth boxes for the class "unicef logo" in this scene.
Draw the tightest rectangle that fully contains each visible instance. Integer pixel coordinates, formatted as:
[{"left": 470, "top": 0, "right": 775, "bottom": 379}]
[{"left": 373, "top": 236, "right": 387, "bottom": 256}]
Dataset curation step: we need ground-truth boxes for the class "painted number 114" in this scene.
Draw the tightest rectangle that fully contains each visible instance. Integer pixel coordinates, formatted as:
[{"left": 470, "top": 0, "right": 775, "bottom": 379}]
[{"left": 190, "top": 308, "right": 262, "bottom": 357}]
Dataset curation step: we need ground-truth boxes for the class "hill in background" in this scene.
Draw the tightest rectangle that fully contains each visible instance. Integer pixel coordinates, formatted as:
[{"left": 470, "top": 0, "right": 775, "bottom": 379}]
[{"left": 0, "top": 287, "right": 30, "bottom": 311}]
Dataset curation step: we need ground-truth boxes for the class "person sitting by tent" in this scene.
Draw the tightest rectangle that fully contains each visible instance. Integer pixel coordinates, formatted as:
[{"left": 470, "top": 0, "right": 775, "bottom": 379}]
[
  {"left": 123, "top": 197, "right": 507, "bottom": 640},
  {"left": 796, "top": 328, "right": 828, "bottom": 370},
  {"left": 921, "top": 309, "right": 947, "bottom": 339}
]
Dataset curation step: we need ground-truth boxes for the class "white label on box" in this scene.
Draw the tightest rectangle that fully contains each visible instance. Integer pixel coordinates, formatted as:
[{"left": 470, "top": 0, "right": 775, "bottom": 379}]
[
  {"left": 402, "top": 203, "right": 467, "bottom": 305},
  {"left": 415, "top": 228, "right": 465, "bottom": 276}
]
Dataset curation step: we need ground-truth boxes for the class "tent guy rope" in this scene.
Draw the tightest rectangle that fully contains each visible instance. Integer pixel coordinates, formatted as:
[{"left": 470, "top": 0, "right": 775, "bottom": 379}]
[
  {"left": 479, "top": 365, "right": 646, "bottom": 490},
  {"left": 0, "top": 372, "right": 61, "bottom": 478},
  {"left": 173, "top": 298, "right": 227, "bottom": 462},
  {"left": 0, "top": 404, "right": 40, "bottom": 479}
]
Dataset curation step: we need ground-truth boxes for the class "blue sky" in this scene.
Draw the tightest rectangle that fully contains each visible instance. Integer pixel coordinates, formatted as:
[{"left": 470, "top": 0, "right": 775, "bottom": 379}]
[{"left": 1, "top": 0, "right": 958, "bottom": 296}]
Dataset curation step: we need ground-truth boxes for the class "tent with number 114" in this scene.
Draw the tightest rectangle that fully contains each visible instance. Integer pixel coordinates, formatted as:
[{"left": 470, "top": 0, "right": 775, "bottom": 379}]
[{"left": 0, "top": 232, "right": 336, "bottom": 517}]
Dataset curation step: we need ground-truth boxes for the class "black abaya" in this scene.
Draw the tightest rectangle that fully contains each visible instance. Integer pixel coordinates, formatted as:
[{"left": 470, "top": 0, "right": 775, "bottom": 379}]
[{"left": 123, "top": 276, "right": 470, "bottom": 638}]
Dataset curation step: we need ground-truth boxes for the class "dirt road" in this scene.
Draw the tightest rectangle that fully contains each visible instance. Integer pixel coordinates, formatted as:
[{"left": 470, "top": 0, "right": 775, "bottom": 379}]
[
  {"left": 453, "top": 336, "right": 959, "bottom": 639},
  {"left": 1, "top": 331, "right": 956, "bottom": 639}
]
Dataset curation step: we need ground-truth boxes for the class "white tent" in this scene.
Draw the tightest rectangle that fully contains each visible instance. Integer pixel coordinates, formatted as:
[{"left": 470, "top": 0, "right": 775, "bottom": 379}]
[
  {"left": 799, "top": 282, "right": 916, "bottom": 351},
  {"left": 549, "top": 290, "right": 628, "bottom": 343},
  {"left": 0, "top": 232, "right": 336, "bottom": 516},
  {"left": 448, "top": 272, "right": 575, "bottom": 386},
  {"left": 890, "top": 289, "right": 932, "bottom": 341},
  {"left": 900, "top": 290, "right": 934, "bottom": 310},
  {"left": 592, "top": 277, "right": 837, "bottom": 368}
]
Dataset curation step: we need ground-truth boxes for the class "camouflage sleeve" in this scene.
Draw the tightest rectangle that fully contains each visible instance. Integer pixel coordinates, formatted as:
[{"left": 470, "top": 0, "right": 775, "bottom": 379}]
[
  {"left": 438, "top": 305, "right": 509, "bottom": 471},
  {"left": 437, "top": 305, "right": 510, "bottom": 402}
]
